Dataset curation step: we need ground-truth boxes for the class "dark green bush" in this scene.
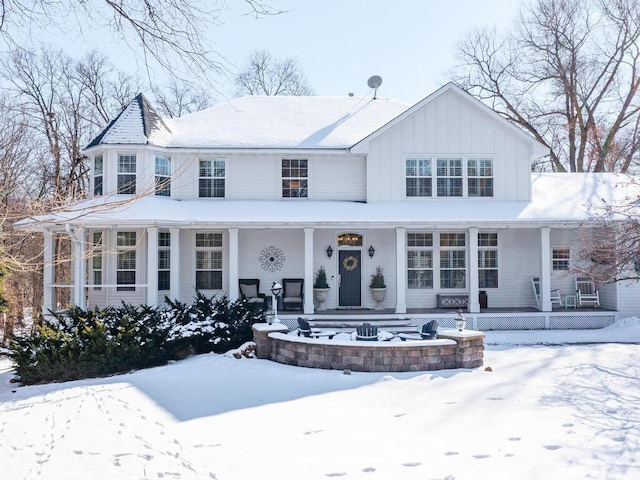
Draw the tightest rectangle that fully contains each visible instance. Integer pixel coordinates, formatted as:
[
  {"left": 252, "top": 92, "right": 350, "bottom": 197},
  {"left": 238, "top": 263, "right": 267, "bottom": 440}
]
[{"left": 9, "top": 294, "right": 265, "bottom": 385}]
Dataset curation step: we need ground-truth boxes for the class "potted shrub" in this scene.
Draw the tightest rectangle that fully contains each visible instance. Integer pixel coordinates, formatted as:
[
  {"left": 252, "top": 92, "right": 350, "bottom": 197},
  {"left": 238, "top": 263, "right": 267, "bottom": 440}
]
[
  {"left": 370, "top": 266, "right": 386, "bottom": 310},
  {"left": 313, "top": 266, "right": 330, "bottom": 311}
]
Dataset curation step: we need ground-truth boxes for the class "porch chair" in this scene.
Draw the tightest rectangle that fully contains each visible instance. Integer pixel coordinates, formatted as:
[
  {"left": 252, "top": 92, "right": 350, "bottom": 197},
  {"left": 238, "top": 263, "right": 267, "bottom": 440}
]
[
  {"left": 355, "top": 322, "right": 378, "bottom": 341},
  {"left": 238, "top": 279, "right": 266, "bottom": 309},
  {"left": 297, "top": 317, "right": 336, "bottom": 339},
  {"left": 420, "top": 320, "right": 439, "bottom": 339},
  {"left": 282, "top": 278, "right": 304, "bottom": 311},
  {"left": 531, "top": 277, "right": 564, "bottom": 309},
  {"left": 575, "top": 277, "right": 600, "bottom": 307}
]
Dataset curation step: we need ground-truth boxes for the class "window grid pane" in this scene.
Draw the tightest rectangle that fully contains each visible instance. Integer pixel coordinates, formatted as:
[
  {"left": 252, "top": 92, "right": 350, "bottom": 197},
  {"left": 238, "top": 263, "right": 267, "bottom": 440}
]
[
  {"left": 199, "top": 159, "right": 225, "bottom": 198},
  {"left": 406, "top": 158, "right": 432, "bottom": 197},
  {"left": 552, "top": 248, "right": 570, "bottom": 270},
  {"left": 282, "top": 159, "right": 308, "bottom": 198}
]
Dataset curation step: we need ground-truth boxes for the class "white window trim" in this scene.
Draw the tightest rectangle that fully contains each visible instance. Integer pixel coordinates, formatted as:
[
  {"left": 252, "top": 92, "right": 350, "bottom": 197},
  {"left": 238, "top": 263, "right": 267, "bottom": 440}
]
[
  {"left": 158, "top": 231, "right": 171, "bottom": 291},
  {"left": 194, "top": 232, "right": 224, "bottom": 290},
  {"left": 116, "top": 231, "right": 137, "bottom": 291},
  {"left": 407, "top": 232, "right": 434, "bottom": 289},
  {"left": 155, "top": 155, "right": 171, "bottom": 197},
  {"left": 403, "top": 155, "right": 494, "bottom": 199},
  {"left": 198, "top": 158, "right": 226, "bottom": 198},
  {"left": 439, "top": 232, "right": 467, "bottom": 289},
  {"left": 478, "top": 232, "right": 499, "bottom": 289},
  {"left": 93, "top": 155, "right": 103, "bottom": 196},
  {"left": 117, "top": 153, "right": 137, "bottom": 195},
  {"left": 281, "top": 158, "right": 309, "bottom": 199},
  {"left": 552, "top": 246, "right": 571, "bottom": 271},
  {"left": 91, "top": 231, "right": 103, "bottom": 291}
]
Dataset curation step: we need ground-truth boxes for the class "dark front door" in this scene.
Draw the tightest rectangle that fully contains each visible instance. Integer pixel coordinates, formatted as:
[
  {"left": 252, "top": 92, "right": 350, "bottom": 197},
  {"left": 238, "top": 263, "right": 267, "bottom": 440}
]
[{"left": 339, "top": 250, "right": 361, "bottom": 307}]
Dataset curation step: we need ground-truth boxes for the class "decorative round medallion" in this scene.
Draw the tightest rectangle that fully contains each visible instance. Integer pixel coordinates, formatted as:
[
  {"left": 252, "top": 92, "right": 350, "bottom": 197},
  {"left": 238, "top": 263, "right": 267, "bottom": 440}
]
[
  {"left": 342, "top": 255, "right": 358, "bottom": 271},
  {"left": 259, "top": 246, "right": 285, "bottom": 272}
]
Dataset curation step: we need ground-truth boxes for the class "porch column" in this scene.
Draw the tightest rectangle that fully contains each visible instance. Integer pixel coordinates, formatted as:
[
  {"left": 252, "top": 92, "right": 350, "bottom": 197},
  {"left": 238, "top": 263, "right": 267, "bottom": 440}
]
[
  {"left": 304, "top": 228, "right": 314, "bottom": 314},
  {"left": 42, "top": 230, "right": 55, "bottom": 316},
  {"left": 72, "top": 227, "right": 86, "bottom": 309},
  {"left": 395, "top": 227, "right": 407, "bottom": 314},
  {"left": 169, "top": 228, "right": 180, "bottom": 301},
  {"left": 229, "top": 228, "right": 239, "bottom": 301},
  {"left": 540, "top": 227, "right": 552, "bottom": 311},
  {"left": 146, "top": 227, "right": 158, "bottom": 306},
  {"left": 468, "top": 227, "right": 480, "bottom": 313}
]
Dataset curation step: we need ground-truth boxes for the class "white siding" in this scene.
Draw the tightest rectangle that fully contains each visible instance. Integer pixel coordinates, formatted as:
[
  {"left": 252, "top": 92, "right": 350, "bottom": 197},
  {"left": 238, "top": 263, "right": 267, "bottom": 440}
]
[
  {"left": 615, "top": 280, "right": 640, "bottom": 317},
  {"left": 366, "top": 89, "right": 533, "bottom": 202}
]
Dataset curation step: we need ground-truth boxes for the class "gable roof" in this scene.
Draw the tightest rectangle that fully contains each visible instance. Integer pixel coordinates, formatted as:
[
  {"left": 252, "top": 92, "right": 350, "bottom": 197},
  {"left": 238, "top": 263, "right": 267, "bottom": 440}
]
[
  {"left": 163, "top": 95, "right": 409, "bottom": 149},
  {"left": 86, "top": 93, "right": 171, "bottom": 148},
  {"left": 350, "top": 82, "right": 549, "bottom": 156}
]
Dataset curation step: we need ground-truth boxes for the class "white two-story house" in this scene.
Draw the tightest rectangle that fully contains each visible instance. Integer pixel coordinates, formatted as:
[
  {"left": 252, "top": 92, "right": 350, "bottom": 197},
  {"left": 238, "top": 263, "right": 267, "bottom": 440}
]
[{"left": 23, "top": 83, "right": 640, "bottom": 329}]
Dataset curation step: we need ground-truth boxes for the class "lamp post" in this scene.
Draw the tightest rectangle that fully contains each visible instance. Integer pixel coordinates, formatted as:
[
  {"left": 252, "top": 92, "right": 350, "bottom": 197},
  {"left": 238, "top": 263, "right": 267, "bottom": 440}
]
[
  {"left": 270, "top": 281, "right": 283, "bottom": 324},
  {"left": 455, "top": 309, "right": 467, "bottom": 331}
]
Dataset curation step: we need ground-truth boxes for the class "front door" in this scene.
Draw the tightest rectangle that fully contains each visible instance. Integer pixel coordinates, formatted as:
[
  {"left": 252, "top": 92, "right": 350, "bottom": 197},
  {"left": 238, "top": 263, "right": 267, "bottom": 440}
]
[{"left": 339, "top": 250, "right": 361, "bottom": 307}]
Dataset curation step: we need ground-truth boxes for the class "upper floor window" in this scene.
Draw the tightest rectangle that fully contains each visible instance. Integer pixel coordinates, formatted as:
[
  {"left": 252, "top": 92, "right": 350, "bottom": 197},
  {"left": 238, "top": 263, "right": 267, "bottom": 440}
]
[
  {"left": 440, "top": 233, "right": 466, "bottom": 288},
  {"left": 117, "top": 154, "right": 136, "bottom": 194},
  {"left": 468, "top": 158, "right": 494, "bottom": 197},
  {"left": 155, "top": 155, "right": 171, "bottom": 197},
  {"left": 158, "top": 232, "right": 170, "bottom": 291},
  {"left": 282, "top": 159, "right": 308, "bottom": 198},
  {"left": 404, "top": 156, "right": 494, "bottom": 198},
  {"left": 199, "top": 159, "right": 225, "bottom": 198},
  {"left": 406, "top": 158, "right": 432, "bottom": 197},
  {"left": 195, "top": 233, "right": 223, "bottom": 290},
  {"left": 116, "top": 232, "right": 136, "bottom": 291},
  {"left": 407, "top": 233, "right": 433, "bottom": 289},
  {"left": 552, "top": 248, "right": 570, "bottom": 271},
  {"left": 478, "top": 233, "right": 498, "bottom": 288},
  {"left": 437, "top": 158, "right": 463, "bottom": 197},
  {"left": 94, "top": 155, "right": 103, "bottom": 196}
]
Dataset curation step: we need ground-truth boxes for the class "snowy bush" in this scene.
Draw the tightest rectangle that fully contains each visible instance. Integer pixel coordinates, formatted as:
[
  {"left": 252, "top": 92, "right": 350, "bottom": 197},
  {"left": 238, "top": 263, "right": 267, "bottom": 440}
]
[{"left": 9, "top": 294, "right": 265, "bottom": 385}]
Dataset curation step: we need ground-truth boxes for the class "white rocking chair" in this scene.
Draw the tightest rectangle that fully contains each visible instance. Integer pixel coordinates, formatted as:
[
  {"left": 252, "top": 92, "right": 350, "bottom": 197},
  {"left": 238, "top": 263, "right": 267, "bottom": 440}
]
[
  {"left": 531, "top": 277, "right": 563, "bottom": 309},
  {"left": 575, "top": 277, "right": 600, "bottom": 307}
]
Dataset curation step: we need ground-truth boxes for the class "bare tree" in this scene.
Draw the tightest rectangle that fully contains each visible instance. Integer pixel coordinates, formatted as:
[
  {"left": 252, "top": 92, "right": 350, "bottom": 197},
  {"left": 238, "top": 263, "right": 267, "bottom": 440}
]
[
  {"left": 151, "top": 79, "right": 213, "bottom": 118},
  {"left": 0, "top": 1, "right": 280, "bottom": 87},
  {"left": 235, "top": 49, "right": 314, "bottom": 96},
  {"left": 452, "top": 0, "right": 640, "bottom": 173}
]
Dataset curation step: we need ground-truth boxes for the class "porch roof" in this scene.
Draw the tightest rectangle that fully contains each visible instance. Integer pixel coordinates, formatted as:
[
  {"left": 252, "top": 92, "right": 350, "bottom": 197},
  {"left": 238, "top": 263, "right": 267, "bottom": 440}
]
[{"left": 16, "top": 173, "right": 639, "bottom": 230}]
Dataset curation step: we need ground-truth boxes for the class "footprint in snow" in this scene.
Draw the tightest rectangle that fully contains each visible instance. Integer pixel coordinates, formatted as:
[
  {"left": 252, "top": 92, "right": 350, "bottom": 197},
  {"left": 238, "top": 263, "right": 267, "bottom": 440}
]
[
  {"left": 402, "top": 462, "right": 421, "bottom": 467},
  {"left": 544, "top": 445, "right": 561, "bottom": 451},
  {"left": 444, "top": 451, "right": 459, "bottom": 456},
  {"left": 473, "top": 454, "right": 490, "bottom": 459},
  {"left": 325, "top": 473, "right": 346, "bottom": 477},
  {"left": 508, "top": 437, "right": 521, "bottom": 442},
  {"left": 361, "top": 467, "right": 376, "bottom": 473}
]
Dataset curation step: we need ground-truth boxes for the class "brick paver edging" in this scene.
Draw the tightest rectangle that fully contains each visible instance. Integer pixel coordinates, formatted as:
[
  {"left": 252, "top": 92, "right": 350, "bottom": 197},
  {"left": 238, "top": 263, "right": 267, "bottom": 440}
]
[{"left": 252, "top": 323, "right": 484, "bottom": 372}]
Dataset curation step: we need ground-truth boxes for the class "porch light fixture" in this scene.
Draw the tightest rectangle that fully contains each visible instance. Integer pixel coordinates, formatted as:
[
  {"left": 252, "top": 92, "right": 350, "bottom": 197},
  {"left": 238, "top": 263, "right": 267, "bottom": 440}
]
[
  {"left": 270, "top": 281, "right": 283, "bottom": 324},
  {"left": 326, "top": 245, "right": 333, "bottom": 258},
  {"left": 455, "top": 309, "right": 467, "bottom": 332},
  {"left": 368, "top": 245, "right": 375, "bottom": 258}
]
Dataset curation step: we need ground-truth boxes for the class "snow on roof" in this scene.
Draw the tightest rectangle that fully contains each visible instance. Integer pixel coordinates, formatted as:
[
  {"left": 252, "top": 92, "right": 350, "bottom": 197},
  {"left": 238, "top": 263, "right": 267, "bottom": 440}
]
[
  {"left": 87, "top": 95, "right": 409, "bottom": 150},
  {"left": 163, "top": 95, "right": 409, "bottom": 149},
  {"left": 17, "top": 173, "right": 640, "bottom": 230},
  {"left": 86, "top": 93, "right": 171, "bottom": 148}
]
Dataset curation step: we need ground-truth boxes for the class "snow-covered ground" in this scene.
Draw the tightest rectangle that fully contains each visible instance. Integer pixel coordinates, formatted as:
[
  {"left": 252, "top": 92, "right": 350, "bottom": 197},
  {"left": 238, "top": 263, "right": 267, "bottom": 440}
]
[{"left": 1, "top": 319, "right": 639, "bottom": 480}]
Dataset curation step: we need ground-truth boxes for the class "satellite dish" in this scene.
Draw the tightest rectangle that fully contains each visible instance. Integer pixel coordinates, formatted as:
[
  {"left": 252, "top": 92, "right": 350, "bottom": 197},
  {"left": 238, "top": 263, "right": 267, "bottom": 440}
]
[{"left": 367, "top": 75, "right": 383, "bottom": 99}]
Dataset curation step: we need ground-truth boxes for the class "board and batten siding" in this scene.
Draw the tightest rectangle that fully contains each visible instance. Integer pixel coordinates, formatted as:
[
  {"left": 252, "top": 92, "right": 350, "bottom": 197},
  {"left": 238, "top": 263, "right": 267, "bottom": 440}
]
[{"left": 366, "top": 89, "right": 533, "bottom": 203}]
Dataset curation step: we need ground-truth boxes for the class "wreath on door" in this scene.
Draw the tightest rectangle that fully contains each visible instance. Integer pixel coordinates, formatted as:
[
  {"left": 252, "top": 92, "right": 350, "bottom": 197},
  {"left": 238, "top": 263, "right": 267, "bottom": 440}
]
[{"left": 342, "top": 255, "right": 358, "bottom": 271}]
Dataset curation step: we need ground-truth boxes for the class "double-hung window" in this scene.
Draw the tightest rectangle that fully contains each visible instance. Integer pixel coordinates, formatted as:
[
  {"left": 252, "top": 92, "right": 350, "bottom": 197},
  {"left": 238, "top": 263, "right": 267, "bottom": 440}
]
[
  {"left": 195, "top": 233, "right": 223, "bottom": 290},
  {"left": 117, "top": 154, "right": 136, "bottom": 194},
  {"left": 478, "top": 233, "right": 498, "bottom": 288},
  {"left": 406, "top": 158, "right": 432, "bottom": 197},
  {"left": 552, "top": 248, "right": 570, "bottom": 271},
  {"left": 440, "top": 233, "right": 466, "bottom": 288},
  {"left": 199, "top": 159, "right": 225, "bottom": 197},
  {"left": 116, "top": 232, "right": 136, "bottom": 291},
  {"left": 468, "top": 158, "right": 494, "bottom": 197},
  {"left": 158, "top": 232, "right": 170, "bottom": 291},
  {"left": 91, "top": 231, "right": 103, "bottom": 291},
  {"left": 404, "top": 156, "right": 494, "bottom": 198},
  {"left": 94, "top": 155, "right": 103, "bottom": 196},
  {"left": 155, "top": 155, "right": 171, "bottom": 197},
  {"left": 407, "top": 233, "right": 433, "bottom": 288},
  {"left": 282, "top": 159, "right": 308, "bottom": 198},
  {"left": 436, "top": 158, "right": 463, "bottom": 197}
]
